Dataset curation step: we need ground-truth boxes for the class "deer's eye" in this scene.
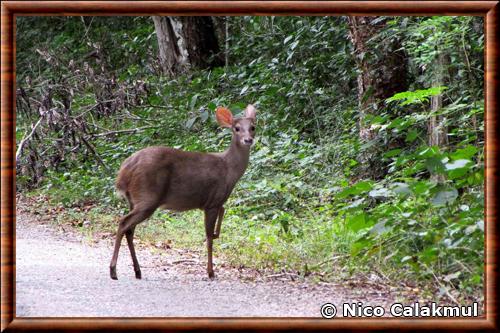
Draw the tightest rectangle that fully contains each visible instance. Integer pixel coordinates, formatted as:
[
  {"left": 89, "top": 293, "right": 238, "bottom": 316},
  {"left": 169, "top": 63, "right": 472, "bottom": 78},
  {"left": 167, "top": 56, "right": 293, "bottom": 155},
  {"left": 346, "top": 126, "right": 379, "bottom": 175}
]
[
  {"left": 251, "top": 126, "right": 255, "bottom": 131},
  {"left": 235, "top": 127, "right": 240, "bottom": 132}
]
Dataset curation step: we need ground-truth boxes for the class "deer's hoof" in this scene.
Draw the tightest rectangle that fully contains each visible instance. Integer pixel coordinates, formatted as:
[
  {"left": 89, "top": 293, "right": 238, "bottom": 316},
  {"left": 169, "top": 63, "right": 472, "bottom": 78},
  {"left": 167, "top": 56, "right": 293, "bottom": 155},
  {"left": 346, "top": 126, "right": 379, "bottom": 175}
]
[
  {"left": 208, "top": 271, "right": 215, "bottom": 279},
  {"left": 135, "top": 270, "right": 142, "bottom": 279},
  {"left": 110, "top": 267, "right": 118, "bottom": 280}
]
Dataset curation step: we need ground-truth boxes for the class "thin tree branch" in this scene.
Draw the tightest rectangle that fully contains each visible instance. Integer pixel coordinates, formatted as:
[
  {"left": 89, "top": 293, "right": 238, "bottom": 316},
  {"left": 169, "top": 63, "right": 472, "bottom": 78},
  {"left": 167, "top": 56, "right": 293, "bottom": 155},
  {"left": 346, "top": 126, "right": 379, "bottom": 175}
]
[
  {"left": 90, "top": 125, "right": 160, "bottom": 138},
  {"left": 78, "top": 134, "right": 112, "bottom": 173},
  {"left": 16, "top": 117, "right": 44, "bottom": 164},
  {"left": 424, "top": 263, "right": 460, "bottom": 306}
]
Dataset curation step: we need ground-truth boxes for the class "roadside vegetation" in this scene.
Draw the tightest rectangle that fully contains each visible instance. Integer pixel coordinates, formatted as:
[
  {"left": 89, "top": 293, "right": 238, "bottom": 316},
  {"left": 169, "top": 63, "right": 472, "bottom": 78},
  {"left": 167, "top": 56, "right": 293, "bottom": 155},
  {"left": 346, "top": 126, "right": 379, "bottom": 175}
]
[{"left": 16, "top": 16, "right": 484, "bottom": 304}]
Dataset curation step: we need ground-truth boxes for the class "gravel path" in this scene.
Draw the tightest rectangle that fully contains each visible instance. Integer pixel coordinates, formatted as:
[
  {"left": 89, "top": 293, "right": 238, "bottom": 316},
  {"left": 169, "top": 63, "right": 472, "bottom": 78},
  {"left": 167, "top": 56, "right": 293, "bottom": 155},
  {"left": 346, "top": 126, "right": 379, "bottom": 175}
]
[{"left": 16, "top": 209, "right": 396, "bottom": 317}]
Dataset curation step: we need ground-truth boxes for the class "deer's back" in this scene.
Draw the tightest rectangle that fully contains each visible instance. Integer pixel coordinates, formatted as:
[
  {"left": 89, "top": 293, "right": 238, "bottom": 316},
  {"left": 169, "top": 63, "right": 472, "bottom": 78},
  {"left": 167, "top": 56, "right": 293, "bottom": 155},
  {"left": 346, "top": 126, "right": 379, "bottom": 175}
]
[{"left": 116, "top": 146, "right": 230, "bottom": 211}]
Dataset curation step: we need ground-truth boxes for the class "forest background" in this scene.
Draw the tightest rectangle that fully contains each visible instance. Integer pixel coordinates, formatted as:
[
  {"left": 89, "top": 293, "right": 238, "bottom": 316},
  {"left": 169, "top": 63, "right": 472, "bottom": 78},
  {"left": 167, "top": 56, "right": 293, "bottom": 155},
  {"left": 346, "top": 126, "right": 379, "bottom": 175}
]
[{"left": 15, "top": 16, "right": 485, "bottom": 304}]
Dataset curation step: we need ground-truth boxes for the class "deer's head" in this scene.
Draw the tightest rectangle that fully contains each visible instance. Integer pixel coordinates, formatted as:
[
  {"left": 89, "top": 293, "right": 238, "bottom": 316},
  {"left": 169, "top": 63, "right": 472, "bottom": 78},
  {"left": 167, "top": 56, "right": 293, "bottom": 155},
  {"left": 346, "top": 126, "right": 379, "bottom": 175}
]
[{"left": 216, "top": 104, "right": 256, "bottom": 147}]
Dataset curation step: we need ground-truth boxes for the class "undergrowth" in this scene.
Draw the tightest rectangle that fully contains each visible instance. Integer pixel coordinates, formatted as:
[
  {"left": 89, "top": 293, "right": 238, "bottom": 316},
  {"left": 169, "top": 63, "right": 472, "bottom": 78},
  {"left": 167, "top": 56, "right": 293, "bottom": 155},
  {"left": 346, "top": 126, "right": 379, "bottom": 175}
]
[{"left": 18, "top": 16, "right": 484, "bottom": 304}]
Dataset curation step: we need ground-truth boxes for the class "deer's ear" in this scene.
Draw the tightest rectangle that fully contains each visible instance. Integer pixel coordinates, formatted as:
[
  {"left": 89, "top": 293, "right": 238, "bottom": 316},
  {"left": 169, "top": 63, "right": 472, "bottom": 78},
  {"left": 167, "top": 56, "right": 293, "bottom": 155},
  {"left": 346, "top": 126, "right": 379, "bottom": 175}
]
[
  {"left": 216, "top": 107, "right": 233, "bottom": 128},
  {"left": 244, "top": 104, "right": 256, "bottom": 120}
]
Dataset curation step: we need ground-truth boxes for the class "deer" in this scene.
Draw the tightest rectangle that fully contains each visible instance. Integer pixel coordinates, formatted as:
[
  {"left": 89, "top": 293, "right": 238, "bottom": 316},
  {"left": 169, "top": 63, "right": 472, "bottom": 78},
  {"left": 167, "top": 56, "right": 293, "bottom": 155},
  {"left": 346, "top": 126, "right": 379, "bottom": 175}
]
[{"left": 110, "top": 104, "right": 257, "bottom": 280}]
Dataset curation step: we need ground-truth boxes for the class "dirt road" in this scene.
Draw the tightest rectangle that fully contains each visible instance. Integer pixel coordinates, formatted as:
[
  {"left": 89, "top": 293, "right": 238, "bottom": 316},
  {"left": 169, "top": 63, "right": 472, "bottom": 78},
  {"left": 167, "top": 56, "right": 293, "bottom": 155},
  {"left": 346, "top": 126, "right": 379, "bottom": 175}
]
[{"left": 16, "top": 209, "right": 396, "bottom": 317}]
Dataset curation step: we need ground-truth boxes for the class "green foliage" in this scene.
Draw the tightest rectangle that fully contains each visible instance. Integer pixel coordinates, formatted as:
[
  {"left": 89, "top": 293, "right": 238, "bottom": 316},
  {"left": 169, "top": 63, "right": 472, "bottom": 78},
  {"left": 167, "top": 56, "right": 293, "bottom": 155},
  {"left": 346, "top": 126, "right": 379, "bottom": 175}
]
[
  {"left": 391, "top": 16, "right": 484, "bottom": 98},
  {"left": 16, "top": 16, "right": 484, "bottom": 301},
  {"left": 332, "top": 88, "right": 484, "bottom": 296},
  {"left": 17, "top": 17, "right": 156, "bottom": 82},
  {"left": 386, "top": 86, "right": 447, "bottom": 105}
]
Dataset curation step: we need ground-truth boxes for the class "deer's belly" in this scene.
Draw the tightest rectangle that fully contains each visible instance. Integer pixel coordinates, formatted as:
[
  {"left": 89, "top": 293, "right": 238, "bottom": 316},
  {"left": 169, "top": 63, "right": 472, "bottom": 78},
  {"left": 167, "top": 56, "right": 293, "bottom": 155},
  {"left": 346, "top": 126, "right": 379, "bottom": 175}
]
[
  {"left": 159, "top": 187, "right": 226, "bottom": 212},
  {"left": 159, "top": 201, "right": 199, "bottom": 212},
  {"left": 159, "top": 194, "right": 202, "bottom": 211}
]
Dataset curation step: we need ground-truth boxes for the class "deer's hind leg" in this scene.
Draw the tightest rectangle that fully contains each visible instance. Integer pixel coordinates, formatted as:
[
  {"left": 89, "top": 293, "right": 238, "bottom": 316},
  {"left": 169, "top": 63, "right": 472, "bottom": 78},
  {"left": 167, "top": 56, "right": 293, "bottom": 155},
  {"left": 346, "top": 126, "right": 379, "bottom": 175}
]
[
  {"left": 213, "top": 207, "right": 224, "bottom": 239},
  {"left": 123, "top": 192, "right": 142, "bottom": 278},
  {"left": 110, "top": 204, "right": 155, "bottom": 280},
  {"left": 125, "top": 226, "right": 141, "bottom": 279}
]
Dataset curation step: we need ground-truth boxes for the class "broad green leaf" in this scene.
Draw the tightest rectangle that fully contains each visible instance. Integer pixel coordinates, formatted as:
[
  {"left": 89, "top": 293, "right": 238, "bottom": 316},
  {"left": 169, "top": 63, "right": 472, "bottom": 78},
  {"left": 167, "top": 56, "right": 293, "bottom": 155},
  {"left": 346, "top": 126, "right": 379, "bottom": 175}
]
[
  {"left": 350, "top": 238, "right": 371, "bottom": 256},
  {"left": 345, "top": 198, "right": 365, "bottom": 209},
  {"left": 418, "top": 146, "right": 441, "bottom": 159},
  {"left": 446, "top": 159, "right": 473, "bottom": 179},
  {"left": 388, "top": 118, "right": 404, "bottom": 129},
  {"left": 411, "top": 180, "right": 434, "bottom": 195},
  {"left": 401, "top": 255, "right": 413, "bottom": 263},
  {"left": 370, "top": 220, "right": 389, "bottom": 235},
  {"left": 431, "top": 187, "right": 458, "bottom": 206},
  {"left": 185, "top": 117, "right": 197, "bottom": 129},
  {"left": 386, "top": 86, "right": 447, "bottom": 105},
  {"left": 383, "top": 148, "right": 402, "bottom": 158},
  {"left": 207, "top": 102, "right": 217, "bottom": 111},
  {"left": 448, "top": 167, "right": 471, "bottom": 180},
  {"left": 200, "top": 110, "right": 209, "bottom": 122},
  {"left": 240, "top": 86, "right": 249, "bottom": 95},
  {"left": 353, "top": 181, "right": 374, "bottom": 192},
  {"left": 445, "top": 159, "right": 472, "bottom": 170},
  {"left": 189, "top": 93, "right": 199, "bottom": 110},
  {"left": 369, "top": 187, "right": 391, "bottom": 198},
  {"left": 465, "top": 225, "right": 477, "bottom": 235},
  {"left": 425, "top": 156, "right": 446, "bottom": 174},
  {"left": 283, "top": 35, "right": 294, "bottom": 44},
  {"left": 419, "top": 247, "right": 438, "bottom": 264},
  {"left": 391, "top": 182, "right": 412, "bottom": 196},
  {"left": 367, "top": 115, "right": 385, "bottom": 124},
  {"left": 477, "top": 220, "right": 484, "bottom": 231},
  {"left": 337, "top": 181, "right": 373, "bottom": 199},
  {"left": 471, "top": 274, "right": 482, "bottom": 285},
  {"left": 347, "top": 213, "right": 367, "bottom": 232},
  {"left": 450, "top": 146, "right": 478, "bottom": 160},
  {"left": 405, "top": 129, "right": 418, "bottom": 143}
]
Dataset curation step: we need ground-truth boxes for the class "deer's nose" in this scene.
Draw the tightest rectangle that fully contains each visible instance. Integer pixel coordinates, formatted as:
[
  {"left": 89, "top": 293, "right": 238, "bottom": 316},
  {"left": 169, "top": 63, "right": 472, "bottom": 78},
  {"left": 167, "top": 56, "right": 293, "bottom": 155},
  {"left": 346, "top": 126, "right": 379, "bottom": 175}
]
[{"left": 244, "top": 138, "right": 253, "bottom": 145}]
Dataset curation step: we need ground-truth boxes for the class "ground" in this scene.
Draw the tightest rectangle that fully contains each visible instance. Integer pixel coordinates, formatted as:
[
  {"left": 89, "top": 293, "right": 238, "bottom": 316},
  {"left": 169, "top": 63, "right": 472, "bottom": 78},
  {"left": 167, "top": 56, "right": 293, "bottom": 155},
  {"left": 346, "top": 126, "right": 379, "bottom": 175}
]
[{"left": 16, "top": 201, "right": 400, "bottom": 317}]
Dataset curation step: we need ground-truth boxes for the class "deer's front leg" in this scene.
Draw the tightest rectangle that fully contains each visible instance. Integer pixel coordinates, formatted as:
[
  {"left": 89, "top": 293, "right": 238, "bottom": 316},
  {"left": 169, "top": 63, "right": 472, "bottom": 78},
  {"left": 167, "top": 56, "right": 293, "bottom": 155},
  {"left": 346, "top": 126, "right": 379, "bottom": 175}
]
[
  {"left": 213, "top": 207, "right": 225, "bottom": 239},
  {"left": 204, "top": 208, "right": 219, "bottom": 279}
]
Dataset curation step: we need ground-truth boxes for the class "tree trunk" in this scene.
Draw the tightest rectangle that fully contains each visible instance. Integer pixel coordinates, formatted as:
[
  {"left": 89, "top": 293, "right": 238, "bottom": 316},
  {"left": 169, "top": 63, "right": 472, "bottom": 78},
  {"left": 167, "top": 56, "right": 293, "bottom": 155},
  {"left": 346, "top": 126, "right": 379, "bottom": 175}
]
[
  {"left": 152, "top": 16, "right": 222, "bottom": 77},
  {"left": 211, "top": 17, "right": 229, "bottom": 68},
  {"left": 428, "top": 51, "right": 448, "bottom": 183},
  {"left": 347, "top": 17, "right": 409, "bottom": 141},
  {"left": 347, "top": 16, "right": 409, "bottom": 179},
  {"left": 152, "top": 16, "right": 189, "bottom": 76},
  {"left": 428, "top": 52, "right": 448, "bottom": 148},
  {"left": 180, "top": 17, "right": 223, "bottom": 69}
]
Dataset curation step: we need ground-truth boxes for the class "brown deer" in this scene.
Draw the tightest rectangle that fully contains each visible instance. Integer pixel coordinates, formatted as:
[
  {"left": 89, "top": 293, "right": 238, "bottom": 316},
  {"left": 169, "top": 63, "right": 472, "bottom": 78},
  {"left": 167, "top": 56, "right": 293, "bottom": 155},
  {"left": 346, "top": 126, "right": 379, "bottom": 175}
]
[{"left": 110, "top": 104, "right": 256, "bottom": 279}]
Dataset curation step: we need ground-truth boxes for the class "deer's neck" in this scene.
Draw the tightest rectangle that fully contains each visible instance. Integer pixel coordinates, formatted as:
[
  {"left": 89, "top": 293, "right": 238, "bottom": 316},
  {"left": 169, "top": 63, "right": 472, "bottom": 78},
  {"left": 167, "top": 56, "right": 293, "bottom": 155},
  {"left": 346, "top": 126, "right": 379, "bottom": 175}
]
[{"left": 222, "top": 136, "right": 250, "bottom": 184}]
